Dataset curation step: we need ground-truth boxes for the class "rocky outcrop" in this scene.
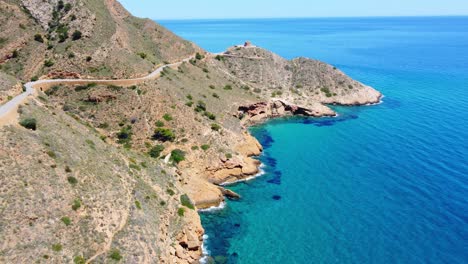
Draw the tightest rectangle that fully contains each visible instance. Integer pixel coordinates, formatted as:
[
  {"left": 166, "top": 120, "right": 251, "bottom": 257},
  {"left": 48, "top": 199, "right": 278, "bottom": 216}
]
[{"left": 238, "top": 99, "right": 335, "bottom": 125}]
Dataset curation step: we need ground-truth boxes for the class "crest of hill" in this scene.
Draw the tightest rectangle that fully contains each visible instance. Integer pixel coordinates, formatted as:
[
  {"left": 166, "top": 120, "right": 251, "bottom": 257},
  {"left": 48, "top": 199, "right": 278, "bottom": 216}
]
[{"left": 0, "top": 0, "right": 201, "bottom": 82}]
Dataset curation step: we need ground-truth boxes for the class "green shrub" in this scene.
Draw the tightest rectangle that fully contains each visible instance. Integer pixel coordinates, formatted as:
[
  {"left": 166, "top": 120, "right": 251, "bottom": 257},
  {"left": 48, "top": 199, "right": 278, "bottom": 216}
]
[
  {"left": 71, "top": 199, "right": 81, "bottom": 211},
  {"left": 11, "top": 50, "right": 18, "bottom": 58},
  {"left": 67, "top": 176, "right": 78, "bottom": 185},
  {"left": 204, "top": 112, "right": 216, "bottom": 120},
  {"left": 178, "top": 207, "right": 185, "bottom": 216},
  {"left": 170, "top": 149, "right": 185, "bottom": 164},
  {"left": 180, "top": 194, "right": 195, "bottom": 209},
  {"left": 212, "top": 93, "right": 219, "bottom": 99},
  {"left": 73, "top": 256, "right": 86, "bottom": 264},
  {"left": 46, "top": 85, "right": 60, "bottom": 96},
  {"left": 31, "top": 76, "right": 39, "bottom": 81},
  {"left": 34, "top": 34, "right": 44, "bottom": 43},
  {"left": 185, "top": 101, "right": 193, "bottom": 107},
  {"left": 191, "top": 146, "right": 199, "bottom": 150},
  {"left": 155, "top": 120, "right": 165, "bottom": 127},
  {"left": 52, "top": 243, "right": 62, "bottom": 252},
  {"left": 137, "top": 52, "right": 147, "bottom": 59},
  {"left": 109, "top": 249, "right": 122, "bottom": 261},
  {"left": 86, "top": 56, "right": 92, "bottom": 62},
  {"left": 225, "top": 153, "right": 233, "bottom": 159},
  {"left": 194, "top": 101, "right": 206, "bottom": 112},
  {"left": 148, "top": 144, "right": 164, "bottom": 158},
  {"left": 211, "top": 123, "right": 221, "bottom": 131},
  {"left": 195, "top": 52, "right": 204, "bottom": 60},
  {"left": 65, "top": 166, "right": 72, "bottom": 173},
  {"left": 152, "top": 128, "right": 175, "bottom": 142},
  {"left": 64, "top": 3, "right": 72, "bottom": 12},
  {"left": 117, "top": 125, "right": 133, "bottom": 145},
  {"left": 19, "top": 118, "right": 37, "bottom": 130},
  {"left": 44, "top": 59, "right": 54, "bottom": 67},
  {"left": 135, "top": 200, "right": 142, "bottom": 210},
  {"left": 348, "top": 85, "right": 354, "bottom": 89},
  {"left": 162, "top": 113, "right": 173, "bottom": 121},
  {"left": 46, "top": 150, "right": 56, "bottom": 158},
  {"left": 209, "top": 85, "right": 216, "bottom": 89},
  {"left": 166, "top": 189, "right": 175, "bottom": 196},
  {"left": 223, "top": 84, "right": 233, "bottom": 90},
  {"left": 253, "top": 88, "right": 262, "bottom": 93},
  {"left": 215, "top": 55, "right": 225, "bottom": 61},
  {"left": 201, "top": 144, "right": 210, "bottom": 151},
  {"left": 61, "top": 216, "right": 71, "bottom": 226},
  {"left": 203, "top": 68, "right": 209, "bottom": 73}
]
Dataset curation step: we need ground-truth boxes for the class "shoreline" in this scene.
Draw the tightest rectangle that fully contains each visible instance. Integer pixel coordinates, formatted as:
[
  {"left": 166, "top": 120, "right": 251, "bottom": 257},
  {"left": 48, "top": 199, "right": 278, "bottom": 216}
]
[{"left": 194, "top": 97, "right": 385, "bottom": 261}]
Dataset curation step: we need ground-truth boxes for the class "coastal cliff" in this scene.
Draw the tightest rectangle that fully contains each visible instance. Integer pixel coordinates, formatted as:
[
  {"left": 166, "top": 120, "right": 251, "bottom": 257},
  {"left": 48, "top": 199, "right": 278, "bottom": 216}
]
[{"left": 0, "top": 0, "right": 381, "bottom": 263}]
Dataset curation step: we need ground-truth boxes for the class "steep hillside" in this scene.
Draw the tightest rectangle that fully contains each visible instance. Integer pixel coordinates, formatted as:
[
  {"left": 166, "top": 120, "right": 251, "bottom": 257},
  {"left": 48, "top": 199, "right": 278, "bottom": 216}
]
[
  {"left": 0, "top": 0, "right": 200, "bottom": 83},
  {"left": 0, "top": 99, "right": 203, "bottom": 263}
]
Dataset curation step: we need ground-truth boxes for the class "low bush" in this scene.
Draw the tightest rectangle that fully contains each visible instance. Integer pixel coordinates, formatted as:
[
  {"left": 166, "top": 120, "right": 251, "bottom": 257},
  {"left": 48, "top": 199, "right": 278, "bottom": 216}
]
[
  {"left": 44, "top": 59, "right": 54, "bottom": 67},
  {"left": 211, "top": 123, "right": 221, "bottom": 131},
  {"left": 178, "top": 207, "right": 185, "bottom": 216},
  {"left": 19, "top": 118, "right": 37, "bottom": 130},
  {"left": 194, "top": 101, "right": 206, "bottom": 112},
  {"left": 72, "top": 199, "right": 81, "bottom": 211},
  {"left": 223, "top": 84, "right": 233, "bottom": 90},
  {"left": 170, "top": 149, "right": 185, "bottom": 164},
  {"left": 162, "top": 113, "right": 173, "bottom": 121},
  {"left": 155, "top": 120, "right": 164, "bottom": 127},
  {"left": 52, "top": 243, "right": 62, "bottom": 252},
  {"left": 166, "top": 189, "right": 175, "bottom": 196},
  {"left": 180, "top": 194, "right": 195, "bottom": 209},
  {"left": 67, "top": 176, "right": 78, "bottom": 185},
  {"left": 204, "top": 112, "right": 216, "bottom": 120},
  {"left": 61, "top": 216, "right": 71, "bottom": 226},
  {"left": 135, "top": 200, "right": 142, "bottom": 210},
  {"left": 148, "top": 144, "right": 164, "bottom": 158},
  {"left": 117, "top": 125, "right": 133, "bottom": 145},
  {"left": 109, "top": 249, "right": 122, "bottom": 261},
  {"left": 195, "top": 52, "right": 204, "bottom": 60},
  {"left": 152, "top": 128, "right": 175, "bottom": 142},
  {"left": 34, "top": 34, "right": 44, "bottom": 43},
  {"left": 201, "top": 144, "right": 210, "bottom": 151}
]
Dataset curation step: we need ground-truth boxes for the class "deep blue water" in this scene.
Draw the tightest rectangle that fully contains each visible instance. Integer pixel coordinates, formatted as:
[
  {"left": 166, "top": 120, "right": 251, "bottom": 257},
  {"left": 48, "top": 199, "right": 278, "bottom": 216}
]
[{"left": 160, "top": 17, "right": 468, "bottom": 264}]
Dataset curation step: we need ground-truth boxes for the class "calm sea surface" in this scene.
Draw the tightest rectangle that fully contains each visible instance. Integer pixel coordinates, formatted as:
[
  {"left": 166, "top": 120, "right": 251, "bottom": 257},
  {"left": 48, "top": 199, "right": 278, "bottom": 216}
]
[{"left": 160, "top": 17, "right": 468, "bottom": 264}]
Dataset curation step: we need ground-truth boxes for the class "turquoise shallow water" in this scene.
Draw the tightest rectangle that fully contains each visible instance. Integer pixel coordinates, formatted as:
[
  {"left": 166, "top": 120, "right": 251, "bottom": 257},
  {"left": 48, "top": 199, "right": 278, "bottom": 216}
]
[{"left": 160, "top": 17, "right": 468, "bottom": 263}]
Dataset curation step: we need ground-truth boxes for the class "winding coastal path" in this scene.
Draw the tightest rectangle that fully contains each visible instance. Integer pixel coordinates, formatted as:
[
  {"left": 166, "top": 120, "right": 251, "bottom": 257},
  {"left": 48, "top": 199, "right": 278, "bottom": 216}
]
[{"left": 0, "top": 55, "right": 195, "bottom": 125}]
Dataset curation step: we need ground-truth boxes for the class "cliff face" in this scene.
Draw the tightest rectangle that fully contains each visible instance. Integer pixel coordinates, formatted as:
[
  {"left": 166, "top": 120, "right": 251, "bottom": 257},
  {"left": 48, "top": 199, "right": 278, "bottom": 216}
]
[{"left": 0, "top": 0, "right": 382, "bottom": 263}]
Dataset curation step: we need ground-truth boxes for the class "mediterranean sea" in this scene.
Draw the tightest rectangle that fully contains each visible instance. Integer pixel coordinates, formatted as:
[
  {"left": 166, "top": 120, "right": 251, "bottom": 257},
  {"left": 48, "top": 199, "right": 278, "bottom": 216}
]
[{"left": 160, "top": 17, "right": 468, "bottom": 263}]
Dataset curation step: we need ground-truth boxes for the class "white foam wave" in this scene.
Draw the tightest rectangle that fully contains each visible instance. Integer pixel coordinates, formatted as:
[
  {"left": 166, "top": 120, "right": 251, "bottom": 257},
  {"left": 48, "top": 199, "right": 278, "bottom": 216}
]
[
  {"left": 199, "top": 234, "right": 211, "bottom": 264},
  {"left": 220, "top": 163, "right": 266, "bottom": 186},
  {"left": 198, "top": 201, "right": 226, "bottom": 213}
]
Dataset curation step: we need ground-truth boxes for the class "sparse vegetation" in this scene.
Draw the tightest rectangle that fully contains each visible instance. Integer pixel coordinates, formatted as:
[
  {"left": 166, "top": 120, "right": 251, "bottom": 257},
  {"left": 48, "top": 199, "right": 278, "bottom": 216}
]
[
  {"left": 117, "top": 125, "right": 133, "bottom": 147},
  {"left": 61, "top": 216, "right": 71, "bottom": 226},
  {"left": 195, "top": 52, "right": 204, "bottom": 60},
  {"left": 19, "top": 118, "right": 37, "bottom": 130},
  {"left": 204, "top": 112, "right": 216, "bottom": 120},
  {"left": 71, "top": 30, "right": 82, "bottom": 40},
  {"left": 180, "top": 194, "right": 195, "bottom": 209},
  {"left": 211, "top": 123, "right": 221, "bottom": 131},
  {"left": 73, "top": 256, "right": 86, "bottom": 264},
  {"left": 152, "top": 128, "right": 175, "bottom": 142},
  {"left": 109, "top": 249, "right": 122, "bottom": 261},
  {"left": 135, "top": 200, "right": 142, "bottom": 210},
  {"left": 72, "top": 199, "right": 81, "bottom": 211},
  {"left": 223, "top": 84, "right": 233, "bottom": 90},
  {"left": 44, "top": 59, "right": 54, "bottom": 67},
  {"left": 162, "top": 113, "right": 173, "bottom": 121},
  {"left": 148, "top": 145, "right": 164, "bottom": 158},
  {"left": 67, "top": 176, "right": 78, "bottom": 185},
  {"left": 52, "top": 243, "right": 62, "bottom": 252},
  {"left": 177, "top": 207, "right": 185, "bottom": 216},
  {"left": 34, "top": 34, "right": 44, "bottom": 43},
  {"left": 155, "top": 120, "right": 164, "bottom": 127},
  {"left": 194, "top": 100, "right": 206, "bottom": 112},
  {"left": 166, "top": 189, "right": 175, "bottom": 196},
  {"left": 170, "top": 149, "right": 185, "bottom": 164},
  {"left": 201, "top": 144, "right": 210, "bottom": 151}
]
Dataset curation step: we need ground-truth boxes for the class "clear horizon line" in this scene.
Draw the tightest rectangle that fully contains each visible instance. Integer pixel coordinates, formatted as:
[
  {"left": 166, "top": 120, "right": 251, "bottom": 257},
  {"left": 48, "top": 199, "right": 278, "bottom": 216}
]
[{"left": 154, "top": 14, "right": 468, "bottom": 21}]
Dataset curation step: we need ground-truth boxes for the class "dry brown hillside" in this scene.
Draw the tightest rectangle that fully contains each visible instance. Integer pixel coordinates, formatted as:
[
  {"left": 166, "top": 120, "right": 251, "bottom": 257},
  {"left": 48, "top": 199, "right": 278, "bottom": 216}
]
[{"left": 0, "top": 0, "right": 200, "bottom": 83}]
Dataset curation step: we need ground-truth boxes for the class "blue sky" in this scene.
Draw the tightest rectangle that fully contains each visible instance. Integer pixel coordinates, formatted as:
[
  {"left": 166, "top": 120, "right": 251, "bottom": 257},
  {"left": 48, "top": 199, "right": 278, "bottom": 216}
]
[{"left": 119, "top": 0, "right": 468, "bottom": 20}]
